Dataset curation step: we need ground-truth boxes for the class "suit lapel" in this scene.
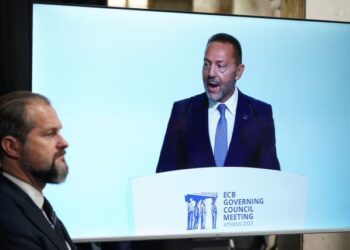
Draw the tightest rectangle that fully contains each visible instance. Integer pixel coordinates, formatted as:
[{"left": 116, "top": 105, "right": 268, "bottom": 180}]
[
  {"left": 1, "top": 175, "right": 68, "bottom": 250},
  {"left": 22, "top": 202, "right": 69, "bottom": 250},
  {"left": 188, "top": 94, "right": 216, "bottom": 166},
  {"left": 225, "top": 91, "right": 251, "bottom": 166}
]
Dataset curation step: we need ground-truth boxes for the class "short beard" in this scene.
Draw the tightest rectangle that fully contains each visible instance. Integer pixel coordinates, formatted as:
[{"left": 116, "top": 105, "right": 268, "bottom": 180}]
[{"left": 26, "top": 157, "right": 68, "bottom": 184}]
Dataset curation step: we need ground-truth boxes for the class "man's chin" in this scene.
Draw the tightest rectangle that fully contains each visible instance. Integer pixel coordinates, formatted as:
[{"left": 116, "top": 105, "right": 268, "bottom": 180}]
[
  {"left": 53, "top": 164, "right": 68, "bottom": 183},
  {"left": 46, "top": 162, "right": 68, "bottom": 184},
  {"left": 48, "top": 173, "right": 67, "bottom": 184},
  {"left": 27, "top": 164, "right": 68, "bottom": 185},
  {"left": 206, "top": 92, "right": 222, "bottom": 102}
]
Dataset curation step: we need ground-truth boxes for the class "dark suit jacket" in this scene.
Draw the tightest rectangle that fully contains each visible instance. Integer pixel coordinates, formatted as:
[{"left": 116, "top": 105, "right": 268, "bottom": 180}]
[
  {"left": 156, "top": 90, "right": 280, "bottom": 173},
  {"left": 0, "top": 174, "right": 76, "bottom": 250}
]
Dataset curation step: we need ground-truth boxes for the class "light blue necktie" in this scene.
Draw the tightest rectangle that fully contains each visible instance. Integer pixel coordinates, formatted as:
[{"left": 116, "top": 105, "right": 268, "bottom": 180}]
[{"left": 214, "top": 104, "right": 228, "bottom": 166}]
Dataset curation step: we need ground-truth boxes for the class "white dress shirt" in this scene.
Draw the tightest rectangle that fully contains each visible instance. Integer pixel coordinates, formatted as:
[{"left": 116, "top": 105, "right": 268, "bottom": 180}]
[
  {"left": 2, "top": 172, "right": 44, "bottom": 208},
  {"left": 208, "top": 86, "right": 238, "bottom": 154}
]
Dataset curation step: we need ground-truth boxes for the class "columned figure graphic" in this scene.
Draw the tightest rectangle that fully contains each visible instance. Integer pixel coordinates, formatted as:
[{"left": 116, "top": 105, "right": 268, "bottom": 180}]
[
  {"left": 200, "top": 199, "right": 207, "bottom": 229},
  {"left": 211, "top": 198, "right": 217, "bottom": 229},
  {"left": 187, "top": 198, "right": 194, "bottom": 230},
  {"left": 193, "top": 200, "right": 200, "bottom": 229}
]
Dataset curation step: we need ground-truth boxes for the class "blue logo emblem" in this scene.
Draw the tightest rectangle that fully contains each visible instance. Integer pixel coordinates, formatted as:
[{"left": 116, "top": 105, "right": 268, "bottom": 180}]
[{"left": 185, "top": 193, "right": 218, "bottom": 230}]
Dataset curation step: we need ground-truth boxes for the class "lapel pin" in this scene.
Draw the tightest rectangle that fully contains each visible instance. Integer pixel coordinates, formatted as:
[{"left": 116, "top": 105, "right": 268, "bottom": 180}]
[{"left": 243, "top": 114, "right": 248, "bottom": 120}]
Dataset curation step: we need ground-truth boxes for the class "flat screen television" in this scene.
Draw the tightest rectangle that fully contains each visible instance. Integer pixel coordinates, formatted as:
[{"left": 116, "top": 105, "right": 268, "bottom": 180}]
[{"left": 32, "top": 3, "right": 350, "bottom": 242}]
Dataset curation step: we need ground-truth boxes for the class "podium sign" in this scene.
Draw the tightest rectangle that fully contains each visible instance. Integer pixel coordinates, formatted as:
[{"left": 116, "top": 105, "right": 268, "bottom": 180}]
[{"left": 131, "top": 167, "right": 308, "bottom": 237}]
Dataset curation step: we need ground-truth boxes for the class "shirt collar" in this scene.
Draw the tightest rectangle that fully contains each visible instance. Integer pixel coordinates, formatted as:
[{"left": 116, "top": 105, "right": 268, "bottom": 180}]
[{"left": 2, "top": 172, "right": 44, "bottom": 209}]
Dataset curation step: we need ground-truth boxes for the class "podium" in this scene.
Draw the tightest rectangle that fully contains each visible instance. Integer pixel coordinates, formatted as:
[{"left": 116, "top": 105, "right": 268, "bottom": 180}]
[{"left": 131, "top": 167, "right": 308, "bottom": 238}]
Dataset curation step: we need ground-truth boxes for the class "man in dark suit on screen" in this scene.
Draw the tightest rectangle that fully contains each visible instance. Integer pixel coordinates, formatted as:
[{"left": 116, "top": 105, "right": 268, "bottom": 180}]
[
  {"left": 157, "top": 33, "right": 280, "bottom": 173},
  {"left": 0, "top": 91, "right": 76, "bottom": 250},
  {"left": 156, "top": 33, "right": 280, "bottom": 250}
]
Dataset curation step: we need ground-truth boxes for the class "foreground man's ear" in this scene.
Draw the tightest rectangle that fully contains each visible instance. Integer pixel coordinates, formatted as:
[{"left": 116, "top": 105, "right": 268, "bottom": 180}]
[{"left": 1, "top": 136, "right": 22, "bottom": 159}]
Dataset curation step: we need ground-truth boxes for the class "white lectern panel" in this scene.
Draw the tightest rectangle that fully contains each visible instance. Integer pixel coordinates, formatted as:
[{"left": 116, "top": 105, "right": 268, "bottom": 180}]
[{"left": 131, "top": 167, "right": 308, "bottom": 237}]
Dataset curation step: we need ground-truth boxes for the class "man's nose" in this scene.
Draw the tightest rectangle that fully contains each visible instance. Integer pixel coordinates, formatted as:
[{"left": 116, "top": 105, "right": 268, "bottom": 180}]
[
  {"left": 208, "top": 65, "right": 216, "bottom": 77},
  {"left": 57, "top": 134, "right": 69, "bottom": 149}
]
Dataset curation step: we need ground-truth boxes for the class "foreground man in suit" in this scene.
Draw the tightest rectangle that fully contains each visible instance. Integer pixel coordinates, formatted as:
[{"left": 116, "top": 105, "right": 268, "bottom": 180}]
[
  {"left": 156, "top": 33, "right": 280, "bottom": 250},
  {"left": 0, "top": 91, "right": 76, "bottom": 250}
]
